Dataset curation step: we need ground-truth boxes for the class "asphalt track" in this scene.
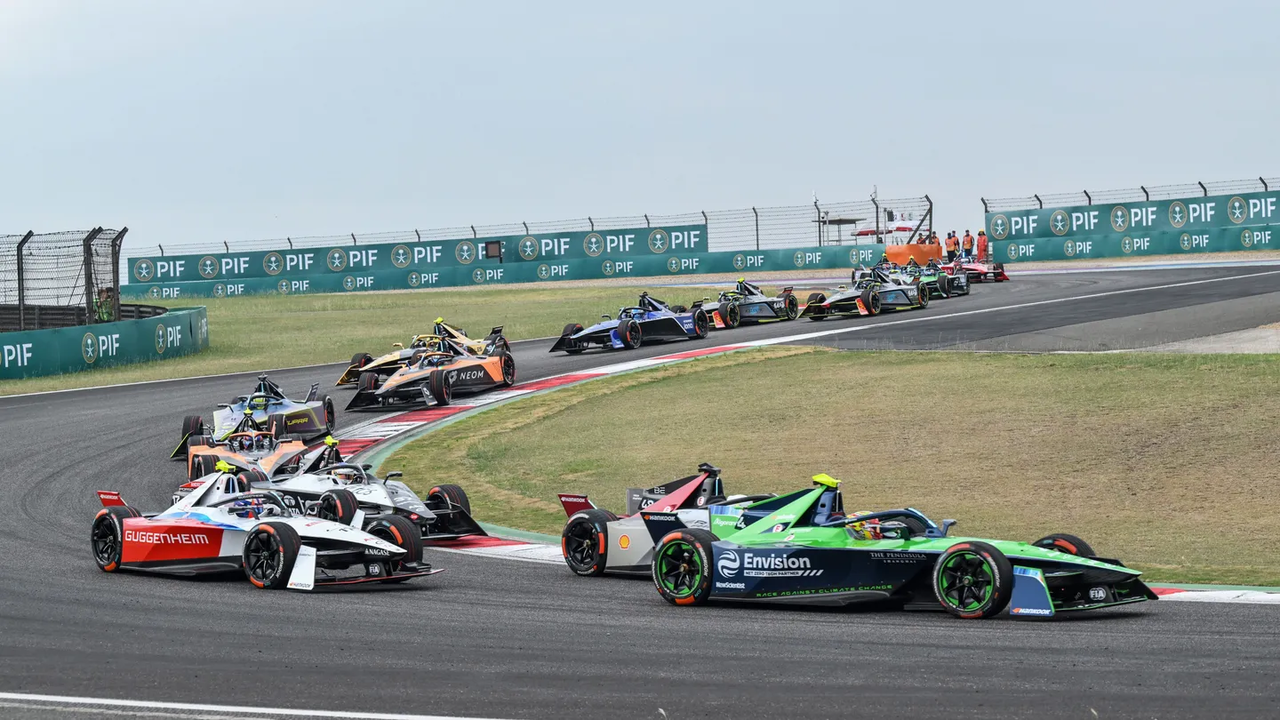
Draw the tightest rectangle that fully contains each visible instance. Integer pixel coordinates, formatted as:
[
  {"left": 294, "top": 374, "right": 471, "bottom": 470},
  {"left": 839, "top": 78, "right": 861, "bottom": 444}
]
[{"left": 2, "top": 267, "right": 1280, "bottom": 720}]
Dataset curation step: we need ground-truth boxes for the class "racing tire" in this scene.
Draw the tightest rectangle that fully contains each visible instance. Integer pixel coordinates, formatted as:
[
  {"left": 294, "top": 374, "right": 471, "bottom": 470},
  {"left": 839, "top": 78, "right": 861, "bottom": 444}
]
[
  {"left": 91, "top": 505, "right": 142, "bottom": 572},
  {"left": 937, "top": 276, "right": 951, "bottom": 298},
  {"left": 187, "top": 434, "right": 212, "bottom": 451},
  {"left": 267, "top": 413, "right": 288, "bottom": 439},
  {"left": 426, "top": 483, "right": 471, "bottom": 515},
  {"left": 669, "top": 305, "right": 688, "bottom": 314},
  {"left": 317, "top": 488, "right": 360, "bottom": 526},
  {"left": 781, "top": 292, "right": 799, "bottom": 320},
  {"left": 239, "top": 467, "right": 269, "bottom": 487},
  {"left": 179, "top": 415, "right": 204, "bottom": 454},
  {"left": 351, "top": 352, "right": 373, "bottom": 369},
  {"left": 916, "top": 286, "right": 929, "bottom": 309},
  {"left": 189, "top": 453, "right": 219, "bottom": 480},
  {"left": 617, "top": 319, "right": 642, "bottom": 350},
  {"left": 561, "top": 508, "right": 617, "bottom": 576},
  {"left": 721, "top": 303, "right": 741, "bottom": 329},
  {"left": 932, "top": 541, "right": 1013, "bottom": 619},
  {"left": 652, "top": 528, "right": 718, "bottom": 606},
  {"left": 497, "top": 348, "right": 516, "bottom": 387},
  {"left": 427, "top": 369, "right": 452, "bottom": 406},
  {"left": 322, "top": 396, "right": 336, "bottom": 433},
  {"left": 366, "top": 514, "right": 424, "bottom": 575},
  {"left": 1032, "top": 533, "right": 1095, "bottom": 557},
  {"left": 560, "top": 323, "right": 585, "bottom": 355},
  {"left": 357, "top": 371, "right": 380, "bottom": 394},
  {"left": 860, "top": 288, "right": 882, "bottom": 316},
  {"left": 804, "top": 293, "right": 827, "bottom": 321},
  {"left": 692, "top": 309, "right": 710, "bottom": 339},
  {"left": 243, "top": 522, "right": 301, "bottom": 590}
]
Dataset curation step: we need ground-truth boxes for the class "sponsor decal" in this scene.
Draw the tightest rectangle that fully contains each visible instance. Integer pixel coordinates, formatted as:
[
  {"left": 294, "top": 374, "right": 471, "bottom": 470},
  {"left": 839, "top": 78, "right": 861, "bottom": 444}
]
[
  {"left": 1063, "top": 239, "right": 1076, "bottom": 257},
  {"left": 988, "top": 215, "right": 1009, "bottom": 240},
  {"left": 133, "top": 258, "right": 155, "bottom": 282},
  {"left": 287, "top": 417, "right": 308, "bottom": 426},
  {"left": 1110, "top": 205, "right": 1129, "bottom": 232},
  {"left": 1180, "top": 233, "right": 1192, "bottom": 251},
  {"left": 455, "top": 241, "right": 477, "bottom": 265},
  {"left": 792, "top": 251, "right": 805, "bottom": 268},
  {"left": 82, "top": 332, "right": 98, "bottom": 364},
  {"left": 446, "top": 368, "right": 486, "bottom": 384},
  {"left": 618, "top": 534, "right": 630, "bottom": 550},
  {"left": 1089, "top": 586, "right": 1107, "bottom": 601},
  {"left": 154, "top": 325, "right": 167, "bottom": 354},
  {"left": 391, "top": 245, "right": 411, "bottom": 268},
  {"left": 696, "top": 496, "right": 705, "bottom": 507},
  {"left": 408, "top": 271, "right": 421, "bottom": 287},
  {"left": 1168, "top": 201, "right": 1188, "bottom": 228},
  {"left": 1226, "top": 196, "right": 1247, "bottom": 224},
  {"left": 471, "top": 268, "right": 486, "bottom": 284},
  {"left": 367, "top": 563, "right": 382, "bottom": 576},
  {"left": 518, "top": 237, "right": 539, "bottom": 260},
  {"left": 1241, "top": 229, "right": 1254, "bottom": 248},
  {"left": 365, "top": 548, "right": 392, "bottom": 556},
  {"left": 198, "top": 256, "right": 219, "bottom": 279},
  {"left": 125, "top": 530, "right": 211, "bottom": 545},
  {"left": 1014, "top": 607, "right": 1054, "bottom": 616},
  {"left": 715, "top": 581, "right": 746, "bottom": 590},
  {"left": 666, "top": 257, "right": 681, "bottom": 273},
  {"left": 583, "top": 233, "right": 604, "bottom": 257},
  {"left": 537, "top": 263, "right": 552, "bottom": 280},
  {"left": 1049, "top": 210, "right": 1069, "bottom": 236},
  {"left": 343, "top": 275, "right": 356, "bottom": 291},
  {"left": 717, "top": 550, "right": 741, "bottom": 577},
  {"left": 768, "top": 523, "right": 785, "bottom": 533},
  {"left": 601, "top": 260, "right": 615, "bottom": 276},
  {"left": 326, "top": 248, "right": 347, "bottom": 271},
  {"left": 213, "top": 283, "right": 226, "bottom": 298},
  {"left": 277, "top": 280, "right": 291, "bottom": 294},
  {"left": 869, "top": 551, "right": 927, "bottom": 564},
  {"left": 732, "top": 253, "right": 747, "bottom": 270},
  {"left": 263, "top": 252, "right": 284, "bottom": 275},
  {"left": 642, "top": 513, "right": 678, "bottom": 522},
  {"left": 1006, "top": 243, "right": 1019, "bottom": 261},
  {"left": 648, "top": 229, "right": 670, "bottom": 253},
  {"left": 1121, "top": 236, "right": 1133, "bottom": 254}
]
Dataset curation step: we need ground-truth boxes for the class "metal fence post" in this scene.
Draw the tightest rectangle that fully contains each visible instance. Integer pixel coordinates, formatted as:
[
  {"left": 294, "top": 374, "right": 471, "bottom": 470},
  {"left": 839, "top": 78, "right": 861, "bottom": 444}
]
[
  {"left": 351, "top": 233, "right": 358, "bottom": 245},
  {"left": 288, "top": 237, "right": 294, "bottom": 249},
  {"left": 1034, "top": 194, "right": 1043, "bottom": 209},
  {"left": 81, "top": 227, "right": 104, "bottom": 321},
  {"left": 15, "top": 230, "right": 34, "bottom": 330},
  {"left": 471, "top": 226, "right": 477, "bottom": 239},
  {"left": 644, "top": 214, "right": 650, "bottom": 228},
  {"left": 588, "top": 217, "right": 594, "bottom": 231},
  {"left": 413, "top": 230, "right": 420, "bottom": 242},
  {"left": 701, "top": 210, "right": 708, "bottom": 227},
  {"left": 752, "top": 207, "right": 759, "bottom": 251},
  {"left": 813, "top": 201, "right": 822, "bottom": 245},
  {"left": 870, "top": 197, "right": 880, "bottom": 244},
  {"left": 112, "top": 227, "right": 128, "bottom": 321},
  {"left": 223, "top": 241, "right": 229, "bottom": 253},
  {"left": 981, "top": 197, "right": 988, "bottom": 214},
  {"left": 1141, "top": 186, "right": 1150, "bottom": 201},
  {"left": 158, "top": 244, "right": 165, "bottom": 256},
  {"left": 522, "top": 222, "right": 529, "bottom": 235},
  {"left": 1261, "top": 177, "right": 1269, "bottom": 192},
  {"left": 1083, "top": 190, "right": 1092, "bottom": 205},
  {"left": 1198, "top": 182, "right": 1208, "bottom": 196}
]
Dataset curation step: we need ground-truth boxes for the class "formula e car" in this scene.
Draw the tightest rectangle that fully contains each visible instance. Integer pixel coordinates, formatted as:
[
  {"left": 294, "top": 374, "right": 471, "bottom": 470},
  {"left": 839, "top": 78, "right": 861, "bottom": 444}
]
[
  {"left": 903, "top": 260, "right": 968, "bottom": 299},
  {"left": 945, "top": 257, "right": 1009, "bottom": 283},
  {"left": 172, "top": 374, "right": 335, "bottom": 459},
  {"left": 550, "top": 293, "right": 709, "bottom": 353},
  {"left": 700, "top": 279, "right": 800, "bottom": 329},
  {"left": 558, "top": 463, "right": 779, "bottom": 576},
  {"left": 336, "top": 319, "right": 503, "bottom": 386},
  {"left": 182, "top": 431, "right": 313, "bottom": 481},
  {"left": 346, "top": 331, "right": 514, "bottom": 410},
  {"left": 799, "top": 266, "right": 928, "bottom": 320},
  {"left": 644, "top": 473, "right": 1156, "bottom": 619},
  {"left": 91, "top": 474, "right": 441, "bottom": 590}
]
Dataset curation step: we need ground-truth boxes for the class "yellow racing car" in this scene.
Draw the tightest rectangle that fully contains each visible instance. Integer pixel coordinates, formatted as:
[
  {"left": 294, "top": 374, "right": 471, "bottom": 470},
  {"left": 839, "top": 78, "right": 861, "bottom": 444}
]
[{"left": 336, "top": 318, "right": 504, "bottom": 385}]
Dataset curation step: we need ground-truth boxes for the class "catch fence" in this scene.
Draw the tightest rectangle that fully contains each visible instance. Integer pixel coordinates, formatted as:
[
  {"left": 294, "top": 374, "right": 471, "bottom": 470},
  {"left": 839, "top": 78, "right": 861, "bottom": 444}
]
[{"left": 0, "top": 228, "right": 129, "bottom": 332}]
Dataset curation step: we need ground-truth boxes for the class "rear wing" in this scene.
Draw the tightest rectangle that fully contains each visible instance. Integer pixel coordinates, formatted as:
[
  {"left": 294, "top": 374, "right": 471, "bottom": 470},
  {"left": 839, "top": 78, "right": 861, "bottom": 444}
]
[
  {"left": 97, "top": 490, "right": 126, "bottom": 507},
  {"left": 305, "top": 383, "right": 320, "bottom": 403},
  {"left": 557, "top": 493, "right": 596, "bottom": 517}
]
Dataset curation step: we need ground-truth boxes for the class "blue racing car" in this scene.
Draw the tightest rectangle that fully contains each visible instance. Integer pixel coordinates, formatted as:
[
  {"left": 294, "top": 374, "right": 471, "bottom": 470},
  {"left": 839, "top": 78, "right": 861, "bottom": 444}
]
[{"left": 550, "top": 293, "right": 710, "bottom": 354}]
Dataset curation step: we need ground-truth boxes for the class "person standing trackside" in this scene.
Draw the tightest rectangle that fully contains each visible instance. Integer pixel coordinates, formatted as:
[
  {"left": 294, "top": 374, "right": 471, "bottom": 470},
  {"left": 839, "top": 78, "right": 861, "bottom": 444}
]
[
  {"left": 977, "top": 230, "right": 988, "bottom": 262},
  {"left": 961, "top": 230, "right": 975, "bottom": 259},
  {"left": 94, "top": 287, "right": 115, "bottom": 323},
  {"left": 944, "top": 232, "right": 958, "bottom": 261}
]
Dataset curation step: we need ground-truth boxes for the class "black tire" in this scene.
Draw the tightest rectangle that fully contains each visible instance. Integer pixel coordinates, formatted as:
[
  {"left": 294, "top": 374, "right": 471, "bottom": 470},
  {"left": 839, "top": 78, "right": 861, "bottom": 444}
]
[
  {"left": 238, "top": 467, "right": 269, "bottom": 487},
  {"left": 652, "top": 528, "right": 718, "bottom": 605},
  {"left": 187, "top": 434, "right": 212, "bottom": 450},
  {"left": 267, "top": 413, "right": 288, "bottom": 439},
  {"left": 322, "top": 396, "right": 336, "bottom": 432},
  {"left": 916, "top": 285, "right": 929, "bottom": 309},
  {"left": 860, "top": 288, "right": 881, "bottom": 316},
  {"left": 91, "top": 505, "right": 141, "bottom": 572},
  {"left": 932, "top": 541, "right": 1014, "bottom": 619},
  {"left": 562, "top": 508, "right": 617, "bottom": 576},
  {"left": 1032, "top": 533, "right": 1096, "bottom": 557},
  {"left": 351, "top": 352, "right": 373, "bottom": 368},
  {"left": 498, "top": 349, "right": 516, "bottom": 387},
  {"left": 243, "top": 522, "right": 301, "bottom": 589},
  {"left": 617, "top": 319, "right": 642, "bottom": 350},
  {"left": 181, "top": 415, "right": 203, "bottom": 437},
  {"left": 669, "top": 304, "right": 688, "bottom": 314},
  {"left": 189, "top": 453, "right": 219, "bottom": 480},
  {"left": 428, "top": 369, "right": 452, "bottom": 406},
  {"left": 721, "top": 303, "right": 741, "bottom": 329},
  {"left": 560, "top": 323, "right": 585, "bottom": 355},
  {"left": 781, "top": 292, "right": 799, "bottom": 320},
  {"left": 692, "top": 309, "right": 709, "bottom": 339},
  {"left": 805, "top": 292, "right": 827, "bottom": 321},
  {"left": 366, "top": 514, "right": 424, "bottom": 572},
  {"left": 426, "top": 483, "right": 471, "bottom": 514},
  {"left": 357, "top": 371, "right": 380, "bottom": 394},
  {"left": 317, "top": 488, "right": 360, "bottom": 525},
  {"left": 938, "top": 276, "right": 951, "bottom": 298}
]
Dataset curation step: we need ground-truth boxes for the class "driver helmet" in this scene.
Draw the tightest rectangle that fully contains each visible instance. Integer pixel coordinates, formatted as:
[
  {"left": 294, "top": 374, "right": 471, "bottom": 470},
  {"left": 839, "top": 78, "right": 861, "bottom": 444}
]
[
  {"left": 331, "top": 467, "right": 361, "bottom": 484},
  {"left": 237, "top": 435, "right": 255, "bottom": 451},
  {"left": 906, "top": 257, "right": 919, "bottom": 267},
  {"left": 230, "top": 497, "right": 264, "bottom": 519},
  {"left": 846, "top": 511, "right": 882, "bottom": 540},
  {"left": 254, "top": 434, "right": 270, "bottom": 451}
]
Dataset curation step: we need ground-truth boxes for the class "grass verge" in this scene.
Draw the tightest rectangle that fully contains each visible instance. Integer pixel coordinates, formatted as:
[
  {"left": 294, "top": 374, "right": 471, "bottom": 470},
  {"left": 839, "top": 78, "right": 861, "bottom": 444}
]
[
  {"left": 387, "top": 347, "right": 1280, "bottom": 586},
  {"left": 0, "top": 284, "right": 725, "bottom": 396}
]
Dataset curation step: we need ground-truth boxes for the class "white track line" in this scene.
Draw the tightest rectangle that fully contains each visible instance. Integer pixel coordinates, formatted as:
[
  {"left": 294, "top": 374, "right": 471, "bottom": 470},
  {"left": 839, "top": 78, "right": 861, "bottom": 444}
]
[{"left": 0, "top": 693, "right": 517, "bottom": 720}]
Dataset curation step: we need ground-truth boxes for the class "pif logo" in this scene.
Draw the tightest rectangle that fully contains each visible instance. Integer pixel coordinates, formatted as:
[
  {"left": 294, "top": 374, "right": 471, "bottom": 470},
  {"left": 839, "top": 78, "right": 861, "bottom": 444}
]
[
  {"left": 343, "top": 275, "right": 356, "bottom": 291},
  {"left": 391, "top": 245, "right": 412, "bottom": 268},
  {"left": 988, "top": 215, "right": 1010, "bottom": 240},
  {"left": 326, "top": 249, "right": 347, "bottom": 271},
  {"left": 518, "top": 237, "right": 539, "bottom": 260},
  {"left": 277, "top": 280, "right": 290, "bottom": 294},
  {"left": 1110, "top": 206, "right": 1129, "bottom": 232},
  {"left": 82, "top": 333, "right": 98, "bottom": 364},
  {"left": 198, "top": 256, "right": 219, "bottom": 279},
  {"left": 1242, "top": 229, "right": 1254, "bottom": 248},
  {"left": 666, "top": 257, "right": 681, "bottom": 273},
  {"left": 1121, "top": 236, "right": 1134, "bottom": 254},
  {"left": 213, "top": 283, "right": 226, "bottom": 298},
  {"left": 732, "top": 253, "right": 747, "bottom": 270},
  {"left": 148, "top": 286, "right": 162, "bottom": 298},
  {"left": 154, "top": 324, "right": 167, "bottom": 354},
  {"left": 648, "top": 229, "right": 670, "bottom": 253},
  {"left": 1227, "top": 196, "right": 1248, "bottom": 224},
  {"left": 471, "top": 268, "right": 486, "bottom": 284},
  {"left": 456, "top": 241, "right": 477, "bottom": 265},
  {"left": 793, "top": 251, "right": 806, "bottom": 268},
  {"left": 263, "top": 252, "right": 284, "bottom": 275},
  {"left": 602, "top": 260, "right": 615, "bottom": 276},
  {"left": 583, "top": 233, "right": 604, "bottom": 257},
  {"left": 537, "top": 263, "right": 551, "bottom": 280},
  {"left": 1169, "top": 201, "right": 1188, "bottom": 228},
  {"left": 1007, "top": 243, "right": 1019, "bottom": 260},
  {"left": 408, "top": 271, "right": 421, "bottom": 287},
  {"left": 134, "top": 259, "right": 155, "bottom": 282},
  {"left": 1180, "top": 233, "right": 1192, "bottom": 250},
  {"left": 1049, "top": 210, "right": 1070, "bottom": 236},
  {"left": 1063, "top": 240, "right": 1076, "bottom": 257}
]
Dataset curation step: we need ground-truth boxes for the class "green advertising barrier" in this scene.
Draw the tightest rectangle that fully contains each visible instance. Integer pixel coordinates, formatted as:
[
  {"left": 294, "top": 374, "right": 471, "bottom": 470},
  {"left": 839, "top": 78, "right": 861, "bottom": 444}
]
[
  {"left": 124, "top": 225, "right": 708, "bottom": 284},
  {"left": 120, "top": 245, "right": 890, "bottom": 300},
  {"left": 992, "top": 223, "right": 1280, "bottom": 263},
  {"left": 984, "top": 189, "right": 1280, "bottom": 263},
  {"left": 0, "top": 307, "right": 209, "bottom": 380}
]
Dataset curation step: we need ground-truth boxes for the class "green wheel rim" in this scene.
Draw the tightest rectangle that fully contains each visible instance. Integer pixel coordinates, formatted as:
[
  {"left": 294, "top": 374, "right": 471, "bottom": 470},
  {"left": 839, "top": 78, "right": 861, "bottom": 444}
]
[
  {"left": 656, "top": 540, "right": 703, "bottom": 597},
  {"left": 938, "top": 551, "right": 995, "bottom": 611}
]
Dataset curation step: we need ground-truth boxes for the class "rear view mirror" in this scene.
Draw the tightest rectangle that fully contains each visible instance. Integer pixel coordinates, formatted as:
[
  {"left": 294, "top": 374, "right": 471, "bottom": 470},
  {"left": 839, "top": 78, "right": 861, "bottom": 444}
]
[
  {"left": 385, "top": 471, "right": 403, "bottom": 479},
  {"left": 601, "top": 314, "right": 611, "bottom": 320},
  {"left": 703, "top": 296, "right": 711, "bottom": 302},
  {"left": 217, "top": 403, "right": 231, "bottom": 409},
  {"left": 392, "top": 343, "right": 403, "bottom": 349}
]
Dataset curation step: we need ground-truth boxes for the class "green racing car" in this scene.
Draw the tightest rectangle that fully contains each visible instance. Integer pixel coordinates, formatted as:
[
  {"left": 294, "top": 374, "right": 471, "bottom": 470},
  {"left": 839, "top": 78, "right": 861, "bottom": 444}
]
[{"left": 642, "top": 473, "right": 1156, "bottom": 618}]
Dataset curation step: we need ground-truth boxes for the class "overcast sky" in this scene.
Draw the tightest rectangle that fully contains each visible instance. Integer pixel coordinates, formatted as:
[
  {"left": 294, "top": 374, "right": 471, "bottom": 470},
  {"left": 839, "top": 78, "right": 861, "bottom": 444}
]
[{"left": 2, "top": 0, "right": 1277, "bottom": 251}]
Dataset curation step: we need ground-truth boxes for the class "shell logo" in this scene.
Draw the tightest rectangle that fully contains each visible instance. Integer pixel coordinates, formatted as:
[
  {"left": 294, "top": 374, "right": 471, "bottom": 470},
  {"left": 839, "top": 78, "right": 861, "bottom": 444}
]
[{"left": 618, "top": 534, "right": 630, "bottom": 550}]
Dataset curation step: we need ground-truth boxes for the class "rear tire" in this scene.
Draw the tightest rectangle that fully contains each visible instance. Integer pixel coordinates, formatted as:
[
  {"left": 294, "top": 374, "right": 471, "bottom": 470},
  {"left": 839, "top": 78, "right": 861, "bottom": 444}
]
[
  {"left": 562, "top": 508, "right": 617, "bottom": 576},
  {"left": 428, "top": 370, "right": 452, "bottom": 406},
  {"left": 91, "top": 505, "right": 142, "bottom": 572},
  {"left": 239, "top": 467, "right": 270, "bottom": 487},
  {"left": 187, "top": 434, "right": 212, "bottom": 451},
  {"left": 243, "top": 522, "right": 301, "bottom": 589},
  {"left": 322, "top": 396, "right": 336, "bottom": 432},
  {"left": 782, "top": 292, "right": 799, "bottom": 320},
  {"left": 351, "top": 352, "right": 373, "bottom": 368},
  {"left": 427, "top": 483, "right": 471, "bottom": 514},
  {"left": 189, "top": 453, "right": 219, "bottom": 480},
  {"left": 1032, "top": 533, "right": 1095, "bottom": 557},
  {"left": 652, "top": 528, "right": 718, "bottom": 605},
  {"left": 317, "top": 488, "right": 359, "bottom": 525},
  {"left": 932, "top": 541, "right": 1013, "bottom": 619},
  {"left": 267, "top": 413, "right": 288, "bottom": 439},
  {"left": 366, "top": 514, "right": 424, "bottom": 572},
  {"left": 860, "top": 289, "right": 881, "bottom": 316},
  {"left": 692, "top": 309, "right": 709, "bottom": 339}
]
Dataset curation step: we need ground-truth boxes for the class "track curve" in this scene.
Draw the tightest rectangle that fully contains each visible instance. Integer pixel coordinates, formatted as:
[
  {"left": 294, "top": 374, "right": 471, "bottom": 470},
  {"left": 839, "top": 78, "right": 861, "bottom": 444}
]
[{"left": 2, "top": 267, "right": 1280, "bottom": 719}]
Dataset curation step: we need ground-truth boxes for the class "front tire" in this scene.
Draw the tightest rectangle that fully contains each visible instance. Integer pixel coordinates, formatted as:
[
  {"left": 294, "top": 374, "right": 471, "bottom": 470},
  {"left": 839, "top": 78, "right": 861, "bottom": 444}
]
[
  {"left": 782, "top": 292, "right": 799, "bottom": 320},
  {"left": 721, "top": 303, "right": 741, "bottom": 329},
  {"left": 366, "top": 514, "right": 424, "bottom": 573},
  {"left": 562, "top": 508, "right": 618, "bottom": 576},
  {"left": 560, "top": 323, "right": 585, "bottom": 355},
  {"left": 692, "top": 309, "right": 710, "bottom": 339},
  {"left": 91, "top": 505, "right": 141, "bottom": 572},
  {"left": 427, "top": 483, "right": 471, "bottom": 514},
  {"left": 652, "top": 528, "right": 717, "bottom": 605},
  {"left": 805, "top": 292, "right": 828, "bottom": 321},
  {"left": 860, "top": 289, "right": 882, "bottom": 316},
  {"left": 243, "top": 522, "right": 301, "bottom": 589},
  {"left": 1032, "top": 533, "right": 1095, "bottom": 557},
  {"left": 916, "top": 285, "right": 929, "bottom": 309},
  {"left": 498, "top": 350, "right": 516, "bottom": 387},
  {"left": 428, "top": 370, "right": 452, "bottom": 406},
  {"left": 351, "top": 352, "right": 373, "bottom": 369},
  {"left": 932, "top": 541, "right": 1013, "bottom": 619},
  {"left": 189, "top": 453, "right": 219, "bottom": 480}
]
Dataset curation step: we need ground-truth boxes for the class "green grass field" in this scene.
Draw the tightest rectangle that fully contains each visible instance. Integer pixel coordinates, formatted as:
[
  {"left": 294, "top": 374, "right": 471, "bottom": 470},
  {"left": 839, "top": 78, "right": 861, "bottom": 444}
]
[
  {"left": 387, "top": 347, "right": 1280, "bottom": 585},
  {"left": 0, "top": 284, "right": 724, "bottom": 395}
]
